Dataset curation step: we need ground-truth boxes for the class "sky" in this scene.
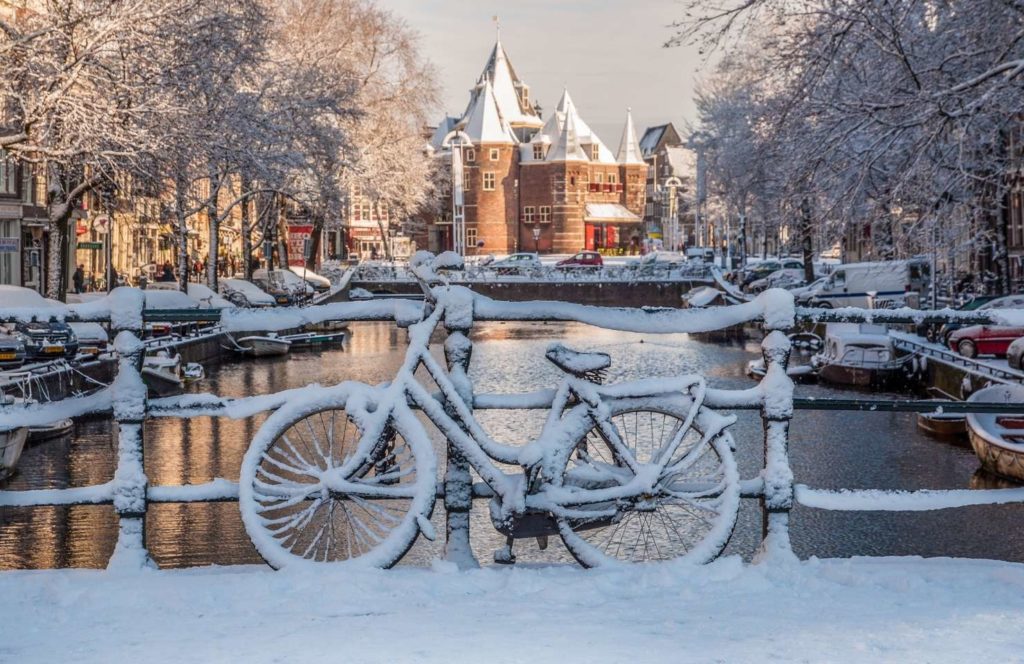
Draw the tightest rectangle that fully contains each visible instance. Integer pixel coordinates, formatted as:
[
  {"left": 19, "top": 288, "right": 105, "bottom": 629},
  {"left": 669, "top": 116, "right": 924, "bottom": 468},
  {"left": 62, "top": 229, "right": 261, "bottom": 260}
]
[{"left": 380, "top": 0, "right": 711, "bottom": 145}]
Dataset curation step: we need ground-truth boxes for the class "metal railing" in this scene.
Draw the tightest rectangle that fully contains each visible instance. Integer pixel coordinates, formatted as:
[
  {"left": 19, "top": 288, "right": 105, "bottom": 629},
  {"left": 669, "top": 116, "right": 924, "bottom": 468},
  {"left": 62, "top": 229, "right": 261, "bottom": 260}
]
[{"left": 2, "top": 288, "right": 1024, "bottom": 569}]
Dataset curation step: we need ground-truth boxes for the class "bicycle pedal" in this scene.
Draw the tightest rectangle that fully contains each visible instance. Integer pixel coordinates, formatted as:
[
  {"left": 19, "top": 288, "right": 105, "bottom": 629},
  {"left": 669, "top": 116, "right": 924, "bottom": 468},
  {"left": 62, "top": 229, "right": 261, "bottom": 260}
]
[{"left": 493, "top": 538, "right": 516, "bottom": 565}]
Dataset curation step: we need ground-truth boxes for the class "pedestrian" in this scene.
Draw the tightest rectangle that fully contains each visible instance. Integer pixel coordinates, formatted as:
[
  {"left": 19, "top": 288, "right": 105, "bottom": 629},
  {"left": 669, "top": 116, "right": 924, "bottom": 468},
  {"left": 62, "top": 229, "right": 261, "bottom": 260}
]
[
  {"left": 72, "top": 264, "right": 85, "bottom": 294},
  {"left": 370, "top": 245, "right": 379, "bottom": 261},
  {"left": 109, "top": 265, "right": 119, "bottom": 291}
]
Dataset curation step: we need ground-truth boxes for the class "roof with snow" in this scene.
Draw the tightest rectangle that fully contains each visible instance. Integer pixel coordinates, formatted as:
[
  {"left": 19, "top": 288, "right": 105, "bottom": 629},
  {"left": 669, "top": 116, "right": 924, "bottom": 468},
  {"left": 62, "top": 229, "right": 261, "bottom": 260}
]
[
  {"left": 459, "top": 79, "right": 516, "bottom": 145},
  {"left": 428, "top": 117, "right": 459, "bottom": 152},
  {"left": 616, "top": 109, "right": 645, "bottom": 165},
  {"left": 584, "top": 203, "right": 642, "bottom": 223},
  {"left": 470, "top": 40, "right": 543, "bottom": 129},
  {"left": 521, "top": 89, "right": 622, "bottom": 165},
  {"left": 639, "top": 123, "right": 683, "bottom": 158}
]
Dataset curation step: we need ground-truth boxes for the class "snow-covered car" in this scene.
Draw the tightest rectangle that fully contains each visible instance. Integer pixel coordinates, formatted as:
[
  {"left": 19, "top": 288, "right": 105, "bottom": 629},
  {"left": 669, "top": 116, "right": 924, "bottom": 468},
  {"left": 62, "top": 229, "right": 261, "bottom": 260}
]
[
  {"left": 1007, "top": 336, "right": 1024, "bottom": 371},
  {"left": 948, "top": 324, "right": 1024, "bottom": 358},
  {"left": 626, "top": 251, "right": 686, "bottom": 275},
  {"left": 488, "top": 253, "right": 541, "bottom": 274},
  {"left": 0, "top": 285, "right": 78, "bottom": 361},
  {"left": 288, "top": 265, "right": 332, "bottom": 292},
  {"left": 937, "top": 294, "right": 1024, "bottom": 345},
  {"left": 0, "top": 327, "right": 27, "bottom": 368},
  {"left": 741, "top": 258, "right": 804, "bottom": 287},
  {"left": 747, "top": 268, "right": 809, "bottom": 293},
  {"left": 68, "top": 322, "right": 108, "bottom": 358},
  {"left": 219, "top": 278, "right": 277, "bottom": 308},
  {"left": 252, "top": 269, "right": 315, "bottom": 304}
]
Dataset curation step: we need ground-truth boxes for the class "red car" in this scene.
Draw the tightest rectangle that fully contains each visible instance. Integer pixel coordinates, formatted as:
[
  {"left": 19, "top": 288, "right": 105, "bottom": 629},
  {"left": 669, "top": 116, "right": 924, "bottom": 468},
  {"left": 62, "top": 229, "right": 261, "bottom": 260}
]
[
  {"left": 556, "top": 251, "right": 603, "bottom": 269},
  {"left": 948, "top": 325, "right": 1024, "bottom": 358}
]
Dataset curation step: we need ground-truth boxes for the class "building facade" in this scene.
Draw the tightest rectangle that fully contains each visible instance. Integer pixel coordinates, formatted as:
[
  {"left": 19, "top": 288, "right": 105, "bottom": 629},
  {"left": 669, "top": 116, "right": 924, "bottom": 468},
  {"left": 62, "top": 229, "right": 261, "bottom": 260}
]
[
  {"left": 638, "top": 123, "right": 695, "bottom": 251},
  {"left": 425, "top": 40, "right": 647, "bottom": 255}
]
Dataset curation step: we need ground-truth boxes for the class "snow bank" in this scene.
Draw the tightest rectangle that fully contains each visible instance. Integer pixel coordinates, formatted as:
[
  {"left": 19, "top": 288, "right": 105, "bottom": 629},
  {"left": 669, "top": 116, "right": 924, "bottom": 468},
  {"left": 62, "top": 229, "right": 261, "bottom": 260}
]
[
  {"left": 796, "top": 484, "right": 1024, "bottom": 511},
  {"left": 3, "top": 557, "right": 1024, "bottom": 663}
]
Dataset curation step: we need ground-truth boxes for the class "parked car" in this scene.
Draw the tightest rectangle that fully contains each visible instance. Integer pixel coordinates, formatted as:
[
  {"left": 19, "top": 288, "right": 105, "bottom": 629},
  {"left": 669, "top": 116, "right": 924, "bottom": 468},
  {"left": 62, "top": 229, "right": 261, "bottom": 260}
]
[
  {"left": 747, "top": 268, "right": 810, "bottom": 293},
  {"left": 1007, "top": 336, "right": 1024, "bottom": 370},
  {"left": 936, "top": 294, "right": 1024, "bottom": 345},
  {"left": 219, "top": 278, "right": 277, "bottom": 308},
  {"left": 251, "top": 269, "right": 314, "bottom": 305},
  {"left": 796, "top": 259, "right": 929, "bottom": 309},
  {"left": 948, "top": 324, "right": 1024, "bottom": 358},
  {"left": 741, "top": 258, "right": 804, "bottom": 287},
  {"left": 556, "top": 251, "right": 603, "bottom": 269},
  {"left": 0, "top": 285, "right": 78, "bottom": 361},
  {"left": 0, "top": 327, "right": 27, "bottom": 368},
  {"left": 488, "top": 253, "right": 541, "bottom": 274},
  {"left": 288, "top": 265, "right": 332, "bottom": 293}
]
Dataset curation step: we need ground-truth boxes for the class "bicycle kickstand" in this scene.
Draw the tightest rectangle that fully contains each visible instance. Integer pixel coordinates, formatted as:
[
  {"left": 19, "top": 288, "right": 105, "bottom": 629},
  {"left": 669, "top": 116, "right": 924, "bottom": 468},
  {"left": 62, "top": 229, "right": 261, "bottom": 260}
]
[{"left": 493, "top": 535, "right": 516, "bottom": 565}]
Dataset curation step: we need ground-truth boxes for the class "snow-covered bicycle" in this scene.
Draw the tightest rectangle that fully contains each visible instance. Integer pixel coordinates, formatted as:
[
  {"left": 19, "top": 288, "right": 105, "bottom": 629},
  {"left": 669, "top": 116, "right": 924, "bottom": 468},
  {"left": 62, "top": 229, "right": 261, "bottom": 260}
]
[{"left": 239, "top": 256, "right": 740, "bottom": 569}]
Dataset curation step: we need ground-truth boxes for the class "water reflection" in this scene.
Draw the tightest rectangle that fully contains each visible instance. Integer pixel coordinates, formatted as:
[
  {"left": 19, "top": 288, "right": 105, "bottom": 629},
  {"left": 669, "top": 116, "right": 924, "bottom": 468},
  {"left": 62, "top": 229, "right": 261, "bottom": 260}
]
[{"left": 0, "top": 321, "right": 1022, "bottom": 569}]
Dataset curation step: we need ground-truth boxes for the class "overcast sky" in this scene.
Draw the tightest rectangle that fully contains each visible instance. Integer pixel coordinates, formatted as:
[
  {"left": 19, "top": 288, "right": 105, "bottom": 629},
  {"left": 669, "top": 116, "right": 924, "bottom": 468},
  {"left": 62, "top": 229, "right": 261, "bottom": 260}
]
[{"left": 380, "top": 0, "right": 709, "bottom": 145}]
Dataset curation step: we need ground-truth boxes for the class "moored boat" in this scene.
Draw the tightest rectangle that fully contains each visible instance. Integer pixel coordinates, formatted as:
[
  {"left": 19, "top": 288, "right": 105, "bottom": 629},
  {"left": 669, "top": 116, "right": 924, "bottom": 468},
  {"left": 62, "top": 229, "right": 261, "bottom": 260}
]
[
  {"left": 141, "top": 351, "right": 185, "bottom": 397},
  {"left": 277, "top": 331, "right": 346, "bottom": 348},
  {"left": 0, "top": 426, "right": 28, "bottom": 481},
  {"left": 966, "top": 384, "right": 1024, "bottom": 482},
  {"left": 812, "top": 323, "right": 909, "bottom": 388},
  {"left": 233, "top": 335, "right": 292, "bottom": 357},
  {"left": 916, "top": 412, "right": 968, "bottom": 443}
]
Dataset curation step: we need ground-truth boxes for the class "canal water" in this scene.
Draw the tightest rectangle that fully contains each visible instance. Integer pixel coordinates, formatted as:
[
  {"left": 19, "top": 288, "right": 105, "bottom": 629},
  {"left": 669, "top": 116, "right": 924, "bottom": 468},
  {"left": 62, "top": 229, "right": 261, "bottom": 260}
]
[{"left": 1, "top": 321, "right": 1021, "bottom": 570}]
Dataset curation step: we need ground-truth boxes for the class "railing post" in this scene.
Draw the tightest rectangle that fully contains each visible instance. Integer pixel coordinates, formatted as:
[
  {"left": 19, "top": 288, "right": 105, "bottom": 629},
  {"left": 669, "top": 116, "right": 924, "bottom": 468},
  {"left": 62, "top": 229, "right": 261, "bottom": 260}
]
[
  {"left": 755, "top": 323, "right": 798, "bottom": 564},
  {"left": 107, "top": 291, "right": 154, "bottom": 570},
  {"left": 441, "top": 289, "right": 479, "bottom": 569}
]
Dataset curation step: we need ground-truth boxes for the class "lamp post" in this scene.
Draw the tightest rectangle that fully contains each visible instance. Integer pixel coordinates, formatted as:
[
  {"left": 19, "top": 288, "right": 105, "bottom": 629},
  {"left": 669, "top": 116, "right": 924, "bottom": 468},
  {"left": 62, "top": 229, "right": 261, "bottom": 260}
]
[
  {"left": 532, "top": 225, "right": 541, "bottom": 254},
  {"left": 442, "top": 130, "right": 473, "bottom": 256},
  {"left": 663, "top": 176, "right": 682, "bottom": 252}
]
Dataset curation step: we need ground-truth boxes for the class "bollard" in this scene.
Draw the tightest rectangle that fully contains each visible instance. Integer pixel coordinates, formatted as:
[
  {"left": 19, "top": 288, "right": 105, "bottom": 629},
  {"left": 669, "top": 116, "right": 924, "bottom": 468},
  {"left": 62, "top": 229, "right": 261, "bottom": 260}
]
[
  {"left": 107, "top": 291, "right": 154, "bottom": 570},
  {"left": 441, "top": 293, "right": 479, "bottom": 569},
  {"left": 754, "top": 327, "right": 798, "bottom": 564}
]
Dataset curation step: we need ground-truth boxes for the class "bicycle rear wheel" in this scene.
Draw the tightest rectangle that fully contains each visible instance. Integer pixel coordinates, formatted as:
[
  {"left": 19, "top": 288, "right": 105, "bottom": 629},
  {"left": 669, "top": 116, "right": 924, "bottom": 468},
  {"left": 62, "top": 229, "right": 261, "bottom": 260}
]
[
  {"left": 239, "top": 386, "right": 437, "bottom": 569},
  {"left": 555, "top": 395, "right": 739, "bottom": 567}
]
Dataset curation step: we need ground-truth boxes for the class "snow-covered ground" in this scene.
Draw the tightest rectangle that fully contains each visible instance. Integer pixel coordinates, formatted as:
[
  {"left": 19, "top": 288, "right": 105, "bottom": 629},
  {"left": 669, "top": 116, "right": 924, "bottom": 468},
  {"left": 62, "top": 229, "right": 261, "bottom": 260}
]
[{"left": 4, "top": 556, "right": 1024, "bottom": 663}]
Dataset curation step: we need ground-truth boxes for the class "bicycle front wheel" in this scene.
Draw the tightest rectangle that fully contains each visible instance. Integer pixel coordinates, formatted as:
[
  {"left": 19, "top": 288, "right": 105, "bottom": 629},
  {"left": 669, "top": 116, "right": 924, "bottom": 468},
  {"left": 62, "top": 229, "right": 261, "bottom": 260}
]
[
  {"left": 555, "top": 395, "right": 740, "bottom": 567},
  {"left": 239, "top": 386, "right": 437, "bottom": 569}
]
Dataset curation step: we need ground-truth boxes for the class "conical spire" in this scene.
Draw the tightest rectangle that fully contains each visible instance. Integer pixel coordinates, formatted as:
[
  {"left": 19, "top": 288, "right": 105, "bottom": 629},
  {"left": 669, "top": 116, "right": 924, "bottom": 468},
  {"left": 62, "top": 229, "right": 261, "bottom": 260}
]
[
  {"left": 474, "top": 40, "right": 543, "bottom": 128},
  {"left": 616, "top": 108, "right": 645, "bottom": 165},
  {"left": 461, "top": 79, "right": 515, "bottom": 145},
  {"left": 546, "top": 103, "right": 588, "bottom": 162}
]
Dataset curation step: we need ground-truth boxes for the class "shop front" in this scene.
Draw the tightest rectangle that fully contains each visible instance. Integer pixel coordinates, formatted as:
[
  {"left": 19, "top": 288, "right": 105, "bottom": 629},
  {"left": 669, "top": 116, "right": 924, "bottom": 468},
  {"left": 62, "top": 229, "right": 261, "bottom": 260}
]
[{"left": 583, "top": 203, "right": 642, "bottom": 254}]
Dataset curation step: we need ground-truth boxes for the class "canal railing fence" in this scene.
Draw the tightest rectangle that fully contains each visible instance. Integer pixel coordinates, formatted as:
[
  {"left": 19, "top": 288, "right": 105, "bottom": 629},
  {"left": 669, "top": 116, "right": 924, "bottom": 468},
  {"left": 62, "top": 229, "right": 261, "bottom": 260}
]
[{"left": 4, "top": 283, "right": 1024, "bottom": 569}]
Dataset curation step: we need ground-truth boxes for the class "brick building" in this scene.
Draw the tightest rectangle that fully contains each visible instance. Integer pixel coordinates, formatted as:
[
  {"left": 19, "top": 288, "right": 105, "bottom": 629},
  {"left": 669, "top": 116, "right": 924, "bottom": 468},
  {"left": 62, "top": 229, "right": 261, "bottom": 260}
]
[{"left": 425, "top": 40, "right": 647, "bottom": 255}]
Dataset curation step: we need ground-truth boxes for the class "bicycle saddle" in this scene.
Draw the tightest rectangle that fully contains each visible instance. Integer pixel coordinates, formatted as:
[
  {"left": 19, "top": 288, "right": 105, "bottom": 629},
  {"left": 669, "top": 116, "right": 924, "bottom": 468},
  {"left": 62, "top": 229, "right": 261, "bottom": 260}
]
[{"left": 545, "top": 343, "right": 612, "bottom": 378}]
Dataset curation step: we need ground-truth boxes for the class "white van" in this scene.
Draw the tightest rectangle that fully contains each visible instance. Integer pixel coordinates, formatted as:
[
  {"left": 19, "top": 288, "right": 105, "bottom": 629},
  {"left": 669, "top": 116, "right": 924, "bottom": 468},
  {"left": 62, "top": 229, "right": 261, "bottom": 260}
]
[{"left": 797, "top": 259, "right": 929, "bottom": 309}]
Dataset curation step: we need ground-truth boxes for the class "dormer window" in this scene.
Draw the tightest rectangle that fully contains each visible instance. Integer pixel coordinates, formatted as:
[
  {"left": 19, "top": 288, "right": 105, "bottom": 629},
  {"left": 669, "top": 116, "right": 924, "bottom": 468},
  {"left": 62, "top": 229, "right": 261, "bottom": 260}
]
[
  {"left": 465, "top": 147, "right": 476, "bottom": 162},
  {"left": 489, "top": 148, "right": 499, "bottom": 161},
  {"left": 590, "top": 144, "right": 600, "bottom": 160},
  {"left": 533, "top": 144, "right": 544, "bottom": 160}
]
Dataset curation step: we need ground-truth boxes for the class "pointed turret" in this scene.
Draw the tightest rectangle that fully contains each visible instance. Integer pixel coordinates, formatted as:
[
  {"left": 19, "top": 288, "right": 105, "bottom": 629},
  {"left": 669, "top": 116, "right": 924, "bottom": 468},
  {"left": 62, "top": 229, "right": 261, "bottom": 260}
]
[
  {"left": 546, "top": 105, "right": 588, "bottom": 162},
  {"left": 460, "top": 79, "right": 516, "bottom": 145},
  {"left": 616, "top": 108, "right": 645, "bottom": 165}
]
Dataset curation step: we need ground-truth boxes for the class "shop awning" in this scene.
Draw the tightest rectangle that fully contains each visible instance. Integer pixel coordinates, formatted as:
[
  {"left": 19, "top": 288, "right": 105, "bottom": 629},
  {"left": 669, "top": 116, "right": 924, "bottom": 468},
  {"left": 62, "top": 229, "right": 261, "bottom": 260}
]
[{"left": 584, "top": 203, "right": 641, "bottom": 224}]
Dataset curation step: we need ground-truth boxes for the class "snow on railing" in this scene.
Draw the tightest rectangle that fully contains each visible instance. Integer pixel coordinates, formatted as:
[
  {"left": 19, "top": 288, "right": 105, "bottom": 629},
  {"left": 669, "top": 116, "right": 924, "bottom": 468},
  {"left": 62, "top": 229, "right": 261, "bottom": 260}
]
[
  {"left": 350, "top": 260, "right": 714, "bottom": 284},
  {"left": 2, "top": 270, "right": 1024, "bottom": 570}
]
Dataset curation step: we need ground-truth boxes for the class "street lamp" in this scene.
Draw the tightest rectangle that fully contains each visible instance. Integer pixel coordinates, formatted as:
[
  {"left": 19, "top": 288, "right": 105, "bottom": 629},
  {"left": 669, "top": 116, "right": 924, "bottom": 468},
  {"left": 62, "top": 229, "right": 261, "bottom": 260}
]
[
  {"left": 532, "top": 225, "right": 541, "bottom": 253},
  {"left": 663, "top": 176, "right": 682, "bottom": 252},
  {"left": 442, "top": 129, "right": 473, "bottom": 256}
]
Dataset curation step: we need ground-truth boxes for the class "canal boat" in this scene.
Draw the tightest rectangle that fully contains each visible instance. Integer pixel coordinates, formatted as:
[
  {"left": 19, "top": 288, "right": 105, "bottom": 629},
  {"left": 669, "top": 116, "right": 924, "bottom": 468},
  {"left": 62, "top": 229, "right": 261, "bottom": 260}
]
[
  {"left": 232, "top": 335, "right": 292, "bottom": 357},
  {"left": 966, "top": 384, "right": 1024, "bottom": 482},
  {"left": 141, "top": 350, "right": 185, "bottom": 397},
  {"left": 0, "top": 425, "right": 27, "bottom": 481},
  {"left": 916, "top": 412, "right": 968, "bottom": 442},
  {"left": 812, "top": 323, "right": 909, "bottom": 388},
  {"left": 0, "top": 395, "right": 28, "bottom": 481},
  {"left": 277, "top": 331, "right": 347, "bottom": 349},
  {"left": 745, "top": 359, "right": 817, "bottom": 383}
]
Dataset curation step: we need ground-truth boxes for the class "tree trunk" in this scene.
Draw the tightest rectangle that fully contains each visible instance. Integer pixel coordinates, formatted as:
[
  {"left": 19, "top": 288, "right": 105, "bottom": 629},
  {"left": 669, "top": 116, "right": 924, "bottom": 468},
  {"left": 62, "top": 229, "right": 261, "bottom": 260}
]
[
  {"left": 800, "top": 197, "right": 815, "bottom": 283},
  {"left": 306, "top": 212, "right": 323, "bottom": 271},
  {"left": 241, "top": 173, "right": 252, "bottom": 279},
  {"left": 376, "top": 202, "right": 392, "bottom": 261},
  {"left": 175, "top": 172, "right": 190, "bottom": 293},
  {"left": 277, "top": 194, "right": 289, "bottom": 268},
  {"left": 46, "top": 213, "right": 70, "bottom": 300},
  {"left": 206, "top": 169, "right": 220, "bottom": 291}
]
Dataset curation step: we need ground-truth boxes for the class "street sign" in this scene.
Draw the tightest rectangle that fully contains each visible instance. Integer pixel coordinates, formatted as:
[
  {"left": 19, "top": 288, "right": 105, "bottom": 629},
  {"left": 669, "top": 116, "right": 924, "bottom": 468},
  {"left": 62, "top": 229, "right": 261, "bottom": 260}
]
[
  {"left": 77, "top": 241, "right": 103, "bottom": 250},
  {"left": 0, "top": 237, "right": 18, "bottom": 253}
]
